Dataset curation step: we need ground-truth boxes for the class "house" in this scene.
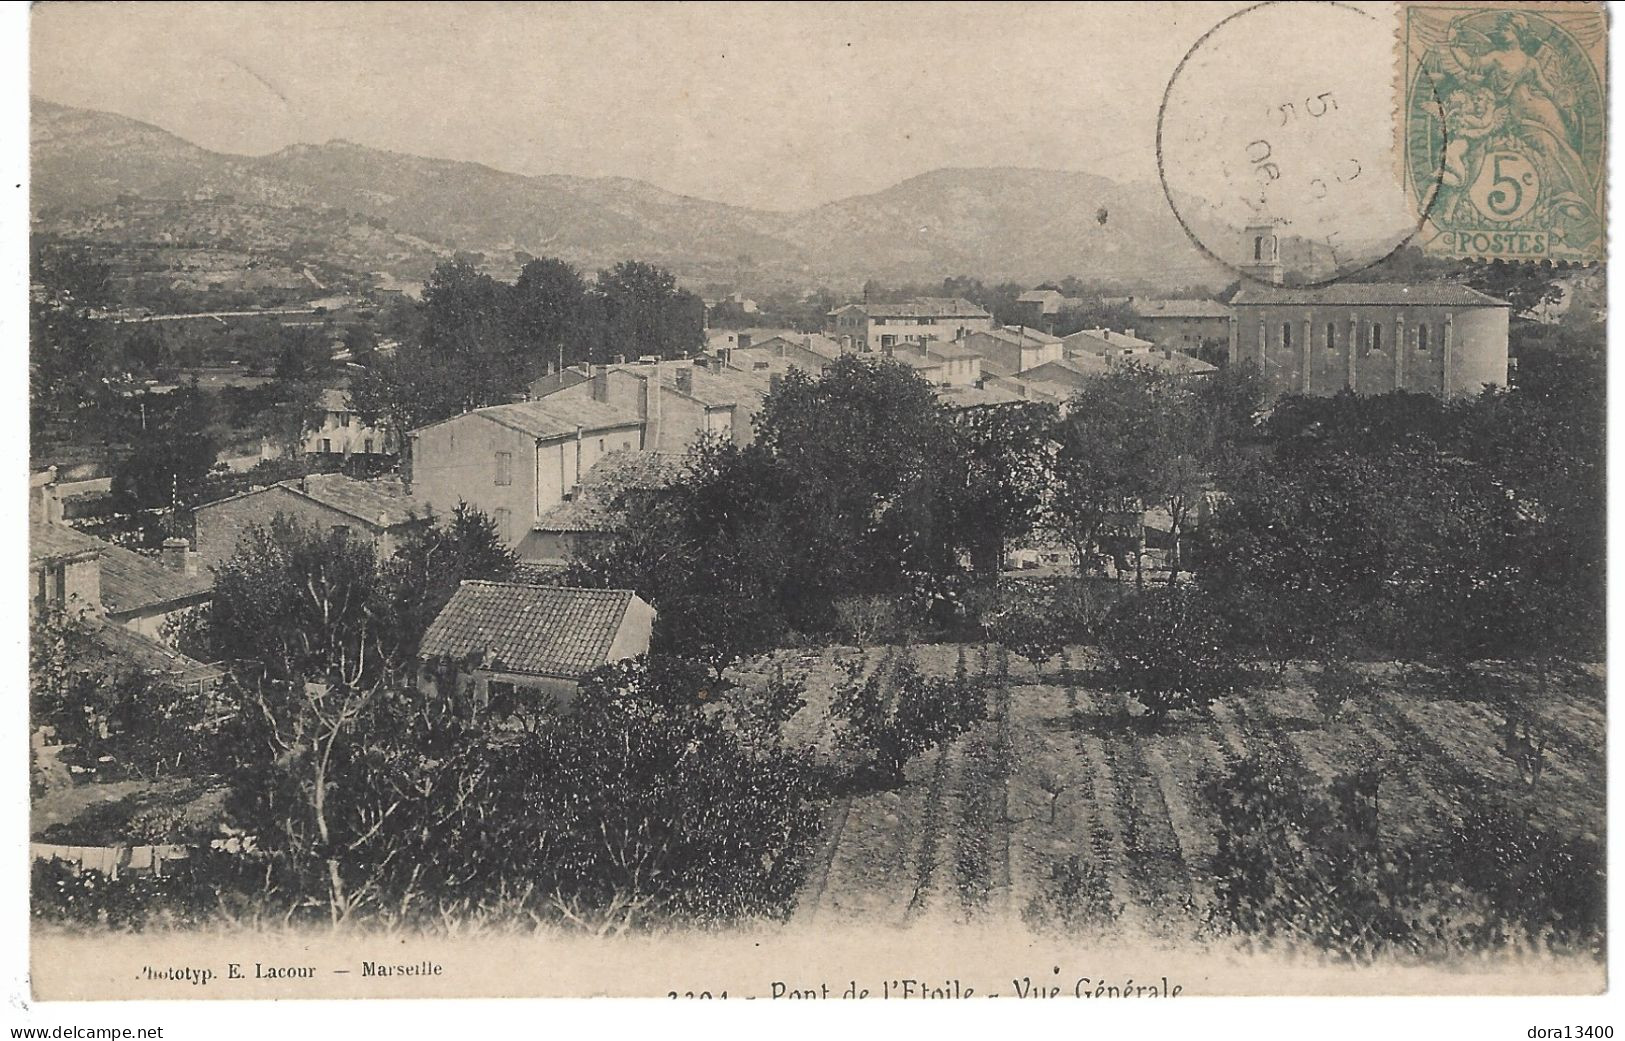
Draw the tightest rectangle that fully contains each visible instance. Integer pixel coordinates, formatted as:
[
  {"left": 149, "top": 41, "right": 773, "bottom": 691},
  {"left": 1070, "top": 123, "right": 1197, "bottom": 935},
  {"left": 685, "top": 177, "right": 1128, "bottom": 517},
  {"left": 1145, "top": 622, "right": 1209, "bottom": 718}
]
[
  {"left": 31, "top": 475, "right": 212, "bottom": 639},
  {"left": 825, "top": 297, "right": 994, "bottom": 353},
  {"left": 1061, "top": 328, "right": 1217, "bottom": 378},
  {"left": 1124, "top": 298, "right": 1233, "bottom": 351},
  {"left": 1016, "top": 355, "right": 1111, "bottom": 392},
  {"left": 964, "top": 326, "right": 1064, "bottom": 377},
  {"left": 1062, "top": 327, "right": 1158, "bottom": 360},
  {"left": 30, "top": 518, "right": 105, "bottom": 617},
  {"left": 728, "top": 341, "right": 832, "bottom": 380},
  {"left": 1228, "top": 283, "right": 1510, "bottom": 399},
  {"left": 193, "top": 473, "right": 426, "bottom": 572},
  {"left": 881, "top": 342, "right": 982, "bottom": 387},
  {"left": 94, "top": 537, "right": 213, "bottom": 640},
  {"left": 980, "top": 372, "right": 1072, "bottom": 405},
  {"left": 530, "top": 450, "right": 683, "bottom": 566},
  {"left": 301, "top": 387, "right": 394, "bottom": 458},
  {"left": 705, "top": 327, "right": 795, "bottom": 353},
  {"left": 409, "top": 394, "right": 645, "bottom": 558},
  {"left": 537, "top": 360, "right": 771, "bottom": 452},
  {"left": 934, "top": 382, "right": 1034, "bottom": 411},
  {"left": 418, "top": 582, "right": 656, "bottom": 709},
  {"left": 1016, "top": 288, "right": 1083, "bottom": 322},
  {"left": 727, "top": 333, "right": 846, "bottom": 378}
]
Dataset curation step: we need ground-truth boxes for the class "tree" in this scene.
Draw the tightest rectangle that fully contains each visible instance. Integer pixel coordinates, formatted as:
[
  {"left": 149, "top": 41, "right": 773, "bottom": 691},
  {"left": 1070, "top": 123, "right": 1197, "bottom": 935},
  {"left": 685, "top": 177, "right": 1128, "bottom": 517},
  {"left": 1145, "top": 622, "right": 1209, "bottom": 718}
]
[
  {"left": 593, "top": 260, "right": 705, "bottom": 360},
  {"left": 1046, "top": 366, "right": 1161, "bottom": 574},
  {"left": 513, "top": 257, "right": 590, "bottom": 365},
  {"left": 1099, "top": 586, "right": 1242, "bottom": 724},
  {"left": 755, "top": 355, "right": 959, "bottom": 592},
  {"left": 386, "top": 503, "right": 518, "bottom": 661},
  {"left": 110, "top": 382, "right": 219, "bottom": 517},
  {"left": 948, "top": 400, "right": 1058, "bottom": 574}
]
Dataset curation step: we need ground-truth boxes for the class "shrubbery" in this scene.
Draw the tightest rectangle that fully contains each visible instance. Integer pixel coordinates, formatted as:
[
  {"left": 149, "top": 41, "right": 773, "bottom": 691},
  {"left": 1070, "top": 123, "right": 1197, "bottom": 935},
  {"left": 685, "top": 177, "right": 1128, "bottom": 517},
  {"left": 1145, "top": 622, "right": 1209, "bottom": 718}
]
[
  {"left": 828, "top": 657, "right": 986, "bottom": 788},
  {"left": 1098, "top": 587, "right": 1242, "bottom": 724},
  {"left": 1202, "top": 752, "right": 1604, "bottom": 959}
]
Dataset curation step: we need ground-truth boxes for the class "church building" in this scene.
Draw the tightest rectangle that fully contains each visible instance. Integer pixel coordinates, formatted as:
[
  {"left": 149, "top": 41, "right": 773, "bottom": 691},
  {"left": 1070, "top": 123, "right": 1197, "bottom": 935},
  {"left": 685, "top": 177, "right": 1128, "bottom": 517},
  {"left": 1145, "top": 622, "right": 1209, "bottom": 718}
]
[{"left": 1227, "top": 223, "right": 1510, "bottom": 400}]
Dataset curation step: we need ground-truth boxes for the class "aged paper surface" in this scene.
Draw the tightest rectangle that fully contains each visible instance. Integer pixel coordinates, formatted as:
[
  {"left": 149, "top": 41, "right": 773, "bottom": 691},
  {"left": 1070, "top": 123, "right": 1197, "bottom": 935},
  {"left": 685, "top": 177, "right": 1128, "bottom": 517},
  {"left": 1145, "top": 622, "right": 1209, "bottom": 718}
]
[{"left": 17, "top": 0, "right": 1611, "bottom": 1028}]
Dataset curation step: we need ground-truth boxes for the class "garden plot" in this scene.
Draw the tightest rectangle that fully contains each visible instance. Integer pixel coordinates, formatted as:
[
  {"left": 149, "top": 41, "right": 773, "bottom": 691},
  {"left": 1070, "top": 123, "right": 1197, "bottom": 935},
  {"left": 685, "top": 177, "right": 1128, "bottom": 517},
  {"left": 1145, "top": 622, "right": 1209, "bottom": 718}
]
[{"left": 785, "top": 643, "right": 1605, "bottom": 938}]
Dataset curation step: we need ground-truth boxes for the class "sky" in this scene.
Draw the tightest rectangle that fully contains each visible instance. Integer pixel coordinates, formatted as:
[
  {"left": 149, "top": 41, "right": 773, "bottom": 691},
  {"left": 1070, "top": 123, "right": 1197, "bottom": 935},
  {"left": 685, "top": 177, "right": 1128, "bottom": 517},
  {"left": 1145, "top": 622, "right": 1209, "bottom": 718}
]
[{"left": 31, "top": 1, "right": 1249, "bottom": 211}]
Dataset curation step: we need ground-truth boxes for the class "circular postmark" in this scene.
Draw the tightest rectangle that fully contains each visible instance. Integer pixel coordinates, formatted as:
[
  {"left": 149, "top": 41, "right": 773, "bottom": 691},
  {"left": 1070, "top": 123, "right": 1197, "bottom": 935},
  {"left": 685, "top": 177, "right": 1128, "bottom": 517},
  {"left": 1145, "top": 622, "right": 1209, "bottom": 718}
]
[{"left": 1157, "top": 1, "right": 1444, "bottom": 287}]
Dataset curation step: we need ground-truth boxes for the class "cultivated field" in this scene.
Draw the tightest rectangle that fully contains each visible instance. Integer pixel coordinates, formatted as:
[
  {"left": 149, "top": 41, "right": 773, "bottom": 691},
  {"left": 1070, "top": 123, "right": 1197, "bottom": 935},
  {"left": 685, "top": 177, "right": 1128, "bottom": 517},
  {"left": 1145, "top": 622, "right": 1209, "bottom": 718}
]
[{"left": 765, "top": 643, "right": 1606, "bottom": 935}]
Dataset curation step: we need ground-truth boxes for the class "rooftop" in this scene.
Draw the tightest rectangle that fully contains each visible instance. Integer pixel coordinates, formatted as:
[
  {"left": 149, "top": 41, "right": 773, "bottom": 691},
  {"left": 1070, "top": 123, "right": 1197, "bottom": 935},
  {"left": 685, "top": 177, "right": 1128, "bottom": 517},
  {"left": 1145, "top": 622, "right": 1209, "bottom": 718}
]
[
  {"left": 30, "top": 519, "right": 104, "bottom": 565},
  {"left": 1128, "top": 298, "right": 1233, "bottom": 319},
  {"left": 83, "top": 619, "right": 224, "bottom": 689},
  {"left": 833, "top": 297, "right": 992, "bottom": 320},
  {"left": 97, "top": 543, "right": 212, "bottom": 617},
  {"left": 527, "top": 369, "right": 591, "bottom": 399},
  {"left": 535, "top": 450, "right": 684, "bottom": 534},
  {"left": 1229, "top": 283, "right": 1510, "bottom": 308},
  {"left": 975, "top": 325, "right": 1063, "bottom": 347},
  {"left": 464, "top": 396, "right": 644, "bottom": 440},
  {"left": 1062, "top": 327, "right": 1156, "bottom": 354},
  {"left": 280, "top": 473, "right": 422, "bottom": 528},
  {"left": 419, "top": 581, "right": 641, "bottom": 679}
]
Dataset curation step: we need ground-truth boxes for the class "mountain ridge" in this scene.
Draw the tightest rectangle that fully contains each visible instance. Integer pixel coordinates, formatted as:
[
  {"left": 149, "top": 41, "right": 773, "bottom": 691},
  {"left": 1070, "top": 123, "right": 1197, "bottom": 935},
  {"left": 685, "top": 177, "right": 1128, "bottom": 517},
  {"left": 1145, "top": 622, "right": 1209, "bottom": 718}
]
[{"left": 31, "top": 98, "right": 1229, "bottom": 291}]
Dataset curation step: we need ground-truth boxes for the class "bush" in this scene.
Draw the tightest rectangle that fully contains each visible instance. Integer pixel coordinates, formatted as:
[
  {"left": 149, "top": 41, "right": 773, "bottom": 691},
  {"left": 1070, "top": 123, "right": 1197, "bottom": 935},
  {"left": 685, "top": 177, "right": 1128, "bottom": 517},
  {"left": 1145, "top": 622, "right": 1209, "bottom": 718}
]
[
  {"left": 1309, "top": 657, "right": 1373, "bottom": 722},
  {"left": 1022, "top": 854, "right": 1120, "bottom": 932},
  {"left": 1099, "top": 587, "right": 1242, "bottom": 723},
  {"left": 829, "top": 658, "right": 985, "bottom": 788},
  {"left": 1202, "top": 752, "right": 1604, "bottom": 959}
]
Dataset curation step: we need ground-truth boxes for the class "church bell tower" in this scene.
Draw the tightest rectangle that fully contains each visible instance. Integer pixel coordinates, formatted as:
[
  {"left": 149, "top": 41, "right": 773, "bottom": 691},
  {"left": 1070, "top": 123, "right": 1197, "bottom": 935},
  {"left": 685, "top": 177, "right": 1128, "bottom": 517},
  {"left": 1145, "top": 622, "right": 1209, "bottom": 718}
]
[{"left": 1241, "top": 222, "right": 1284, "bottom": 285}]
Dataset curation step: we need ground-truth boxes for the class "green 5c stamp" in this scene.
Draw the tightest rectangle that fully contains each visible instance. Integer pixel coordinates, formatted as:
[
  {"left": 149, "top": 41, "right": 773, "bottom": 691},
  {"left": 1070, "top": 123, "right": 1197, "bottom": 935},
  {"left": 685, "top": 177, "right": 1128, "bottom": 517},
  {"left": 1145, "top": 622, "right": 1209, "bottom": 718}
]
[{"left": 1403, "top": 3, "right": 1607, "bottom": 263}]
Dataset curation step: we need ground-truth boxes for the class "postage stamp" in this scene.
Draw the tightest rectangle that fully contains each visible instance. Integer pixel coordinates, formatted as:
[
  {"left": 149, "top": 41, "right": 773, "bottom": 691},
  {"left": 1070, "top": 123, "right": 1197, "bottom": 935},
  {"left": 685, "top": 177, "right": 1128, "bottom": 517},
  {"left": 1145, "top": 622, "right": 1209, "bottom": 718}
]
[{"left": 1400, "top": 2, "right": 1607, "bottom": 263}]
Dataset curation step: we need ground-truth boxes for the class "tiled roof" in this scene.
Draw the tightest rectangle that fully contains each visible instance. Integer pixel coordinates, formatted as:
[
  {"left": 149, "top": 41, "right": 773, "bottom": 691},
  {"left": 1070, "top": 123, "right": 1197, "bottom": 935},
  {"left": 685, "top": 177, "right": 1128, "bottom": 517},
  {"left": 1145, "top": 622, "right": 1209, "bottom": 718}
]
[
  {"left": 469, "top": 396, "right": 644, "bottom": 440},
  {"left": 925, "top": 340, "right": 983, "bottom": 360},
  {"left": 419, "top": 581, "right": 638, "bottom": 679},
  {"left": 983, "top": 373, "right": 1073, "bottom": 404},
  {"left": 1062, "top": 328, "right": 1156, "bottom": 354},
  {"left": 989, "top": 326, "right": 1062, "bottom": 346},
  {"left": 527, "top": 369, "right": 590, "bottom": 399},
  {"left": 674, "top": 366, "right": 773, "bottom": 408},
  {"left": 1020, "top": 356, "right": 1111, "bottom": 386},
  {"left": 278, "top": 474, "right": 422, "bottom": 528},
  {"left": 1129, "top": 298, "right": 1232, "bottom": 319},
  {"left": 1229, "top": 283, "right": 1509, "bottom": 307},
  {"left": 837, "top": 297, "right": 991, "bottom": 319},
  {"left": 886, "top": 347, "right": 947, "bottom": 370},
  {"left": 935, "top": 384, "right": 1031, "bottom": 409},
  {"left": 98, "top": 543, "right": 212, "bottom": 617},
  {"left": 535, "top": 450, "right": 683, "bottom": 534},
  {"left": 1130, "top": 351, "right": 1218, "bottom": 375},
  {"left": 30, "top": 520, "right": 103, "bottom": 564},
  {"left": 84, "top": 620, "right": 224, "bottom": 688}
]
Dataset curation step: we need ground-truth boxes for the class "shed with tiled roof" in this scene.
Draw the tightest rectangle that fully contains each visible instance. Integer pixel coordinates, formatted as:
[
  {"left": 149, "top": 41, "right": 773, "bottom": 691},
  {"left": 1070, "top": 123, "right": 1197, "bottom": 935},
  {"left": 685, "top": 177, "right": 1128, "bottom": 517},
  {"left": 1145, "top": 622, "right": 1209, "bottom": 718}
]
[{"left": 417, "top": 581, "right": 655, "bottom": 708}]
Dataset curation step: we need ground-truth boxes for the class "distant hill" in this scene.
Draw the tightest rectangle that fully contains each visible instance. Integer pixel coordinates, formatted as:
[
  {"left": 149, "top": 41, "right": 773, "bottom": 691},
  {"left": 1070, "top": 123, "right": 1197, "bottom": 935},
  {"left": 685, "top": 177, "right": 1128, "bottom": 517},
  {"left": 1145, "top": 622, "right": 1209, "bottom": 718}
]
[{"left": 31, "top": 99, "right": 1232, "bottom": 293}]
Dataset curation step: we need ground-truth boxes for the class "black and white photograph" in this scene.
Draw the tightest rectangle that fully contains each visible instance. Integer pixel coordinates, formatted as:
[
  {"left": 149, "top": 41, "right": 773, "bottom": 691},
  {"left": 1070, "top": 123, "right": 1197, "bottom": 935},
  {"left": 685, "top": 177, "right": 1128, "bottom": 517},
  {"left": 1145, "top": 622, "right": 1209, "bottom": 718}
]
[{"left": 12, "top": 0, "right": 1614, "bottom": 1023}]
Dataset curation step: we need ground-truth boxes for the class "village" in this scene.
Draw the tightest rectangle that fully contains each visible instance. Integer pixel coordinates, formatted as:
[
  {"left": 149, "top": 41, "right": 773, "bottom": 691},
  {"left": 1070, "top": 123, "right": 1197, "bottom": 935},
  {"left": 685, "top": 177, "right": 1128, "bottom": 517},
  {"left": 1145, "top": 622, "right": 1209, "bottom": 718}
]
[{"left": 21, "top": 0, "right": 1612, "bottom": 997}]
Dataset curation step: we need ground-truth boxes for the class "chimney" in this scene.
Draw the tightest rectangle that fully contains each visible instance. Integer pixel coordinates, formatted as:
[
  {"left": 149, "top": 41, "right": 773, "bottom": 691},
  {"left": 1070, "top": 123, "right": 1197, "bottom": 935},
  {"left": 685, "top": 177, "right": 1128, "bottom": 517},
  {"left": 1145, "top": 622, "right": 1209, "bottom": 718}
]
[
  {"left": 161, "top": 537, "right": 194, "bottom": 575},
  {"left": 613, "top": 354, "right": 626, "bottom": 365},
  {"left": 1125, "top": 328, "right": 1136, "bottom": 339},
  {"left": 591, "top": 365, "right": 609, "bottom": 402},
  {"left": 675, "top": 368, "right": 693, "bottom": 395}
]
